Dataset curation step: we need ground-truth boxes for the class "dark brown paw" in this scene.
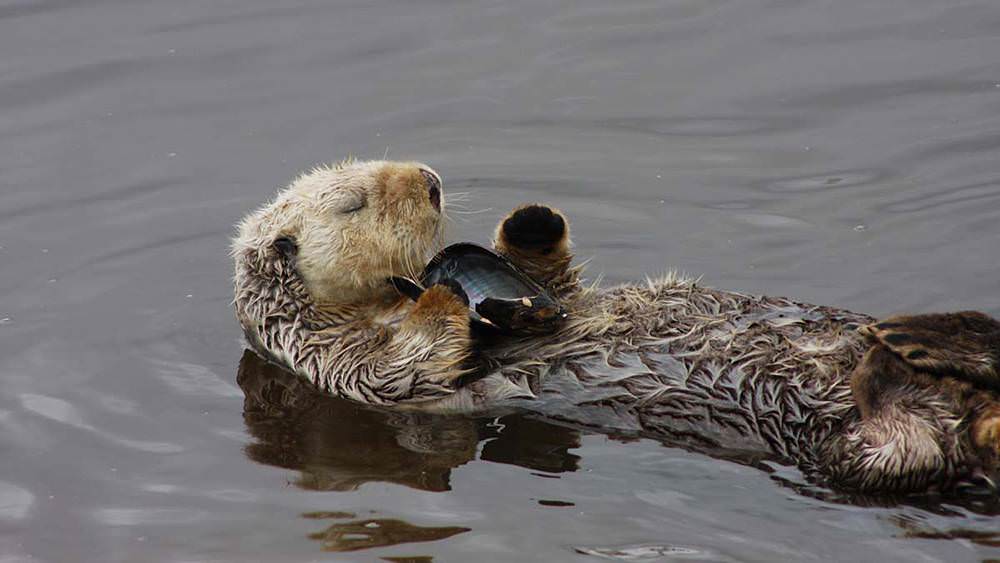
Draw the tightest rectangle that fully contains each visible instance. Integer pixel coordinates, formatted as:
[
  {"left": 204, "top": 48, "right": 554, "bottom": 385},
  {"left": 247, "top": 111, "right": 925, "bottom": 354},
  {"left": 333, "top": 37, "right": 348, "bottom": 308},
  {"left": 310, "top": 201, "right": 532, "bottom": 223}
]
[
  {"left": 861, "top": 311, "right": 1000, "bottom": 389},
  {"left": 388, "top": 277, "right": 470, "bottom": 307},
  {"left": 410, "top": 283, "right": 471, "bottom": 322},
  {"left": 500, "top": 204, "right": 567, "bottom": 254},
  {"left": 432, "top": 278, "right": 469, "bottom": 307}
]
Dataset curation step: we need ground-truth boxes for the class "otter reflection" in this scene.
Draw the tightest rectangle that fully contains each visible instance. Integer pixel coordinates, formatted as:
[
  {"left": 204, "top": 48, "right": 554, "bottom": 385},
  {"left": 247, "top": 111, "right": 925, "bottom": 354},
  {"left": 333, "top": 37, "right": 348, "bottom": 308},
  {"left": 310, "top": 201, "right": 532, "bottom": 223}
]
[
  {"left": 301, "top": 512, "right": 469, "bottom": 553},
  {"left": 239, "top": 350, "right": 1000, "bottom": 554},
  {"left": 238, "top": 349, "right": 581, "bottom": 492}
]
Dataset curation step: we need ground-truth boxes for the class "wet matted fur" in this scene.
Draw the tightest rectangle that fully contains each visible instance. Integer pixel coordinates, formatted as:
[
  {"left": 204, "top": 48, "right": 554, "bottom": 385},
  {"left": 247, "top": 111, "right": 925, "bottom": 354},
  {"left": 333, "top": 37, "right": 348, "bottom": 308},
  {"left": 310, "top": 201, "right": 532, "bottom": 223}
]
[{"left": 233, "top": 159, "right": 1000, "bottom": 494}]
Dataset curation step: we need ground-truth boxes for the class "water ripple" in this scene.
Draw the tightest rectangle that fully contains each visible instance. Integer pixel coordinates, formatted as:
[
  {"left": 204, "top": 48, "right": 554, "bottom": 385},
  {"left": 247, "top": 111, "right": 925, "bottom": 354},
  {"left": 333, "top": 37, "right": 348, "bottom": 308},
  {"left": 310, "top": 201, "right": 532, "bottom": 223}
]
[
  {"left": 0, "top": 0, "right": 108, "bottom": 22},
  {"left": 151, "top": 357, "right": 242, "bottom": 398},
  {"left": 0, "top": 481, "right": 34, "bottom": 521},
  {"left": 907, "top": 131, "right": 1000, "bottom": 162},
  {"left": 21, "top": 393, "right": 90, "bottom": 429},
  {"left": 2, "top": 59, "right": 146, "bottom": 111},
  {"left": 754, "top": 73, "right": 994, "bottom": 111},
  {"left": 513, "top": 115, "right": 804, "bottom": 138},
  {"left": 94, "top": 507, "right": 209, "bottom": 526},
  {"left": 762, "top": 170, "right": 885, "bottom": 193},
  {"left": 879, "top": 179, "right": 1000, "bottom": 214},
  {"left": 0, "top": 177, "right": 186, "bottom": 222},
  {"left": 20, "top": 393, "right": 184, "bottom": 454},
  {"left": 733, "top": 213, "right": 812, "bottom": 229},
  {"left": 575, "top": 543, "right": 730, "bottom": 561}
]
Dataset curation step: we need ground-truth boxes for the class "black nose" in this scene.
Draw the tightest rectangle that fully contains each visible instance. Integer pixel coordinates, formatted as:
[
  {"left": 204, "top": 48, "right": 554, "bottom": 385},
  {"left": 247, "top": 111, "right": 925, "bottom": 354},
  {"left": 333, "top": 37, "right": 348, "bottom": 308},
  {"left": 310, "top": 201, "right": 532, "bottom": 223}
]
[{"left": 421, "top": 169, "right": 441, "bottom": 211}]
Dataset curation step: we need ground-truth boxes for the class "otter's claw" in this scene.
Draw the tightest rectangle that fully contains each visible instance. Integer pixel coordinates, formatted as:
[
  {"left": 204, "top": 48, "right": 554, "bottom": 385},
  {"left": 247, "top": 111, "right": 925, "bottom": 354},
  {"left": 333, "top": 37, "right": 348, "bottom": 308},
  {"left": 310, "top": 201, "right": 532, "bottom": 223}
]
[
  {"left": 388, "top": 277, "right": 425, "bottom": 301},
  {"left": 972, "top": 468, "right": 997, "bottom": 491},
  {"left": 956, "top": 469, "right": 997, "bottom": 493}
]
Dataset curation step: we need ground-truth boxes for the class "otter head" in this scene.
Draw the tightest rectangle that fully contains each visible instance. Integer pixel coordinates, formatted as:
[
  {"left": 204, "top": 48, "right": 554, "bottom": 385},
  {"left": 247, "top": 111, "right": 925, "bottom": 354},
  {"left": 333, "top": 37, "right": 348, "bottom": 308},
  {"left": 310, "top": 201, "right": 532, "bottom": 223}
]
[{"left": 234, "top": 159, "right": 444, "bottom": 308}]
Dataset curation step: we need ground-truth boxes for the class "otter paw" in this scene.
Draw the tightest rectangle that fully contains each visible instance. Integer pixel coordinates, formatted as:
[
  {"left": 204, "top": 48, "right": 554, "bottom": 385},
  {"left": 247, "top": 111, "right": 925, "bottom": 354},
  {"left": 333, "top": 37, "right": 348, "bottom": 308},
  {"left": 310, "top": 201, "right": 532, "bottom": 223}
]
[
  {"left": 500, "top": 204, "right": 567, "bottom": 254},
  {"left": 410, "top": 282, "right": 470, "bottom": 323},
  {"left": 860, "top": 312, "right": 1000, "bottom": 385},
  {"left": 431, "top": 278, "right": 469, "bottom": 307}
]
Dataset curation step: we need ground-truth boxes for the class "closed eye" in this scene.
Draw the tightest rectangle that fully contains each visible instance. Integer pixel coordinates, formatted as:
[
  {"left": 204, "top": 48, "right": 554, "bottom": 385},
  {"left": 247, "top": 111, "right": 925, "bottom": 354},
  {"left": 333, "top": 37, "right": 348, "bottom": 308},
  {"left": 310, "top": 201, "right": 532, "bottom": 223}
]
[
  {"left": 343, "top": 200, "right": 365, "bottom": 213},
  {"left": 339, "top": 195, "right": 367, "bottom": 214}
]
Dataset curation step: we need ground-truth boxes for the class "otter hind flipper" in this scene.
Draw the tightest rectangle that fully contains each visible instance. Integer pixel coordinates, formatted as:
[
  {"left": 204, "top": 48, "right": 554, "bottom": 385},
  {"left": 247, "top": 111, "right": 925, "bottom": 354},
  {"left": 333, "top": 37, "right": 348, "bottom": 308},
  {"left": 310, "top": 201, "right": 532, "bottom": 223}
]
[
  {"left": 855, "top": 311, "right": 1000, "bottom": 479},
  {"left": 860, "top": 311, "right": 1000, "bottom": 391},
  {"left": 839, "top": 344, "right": 958, "bottom": 491}
]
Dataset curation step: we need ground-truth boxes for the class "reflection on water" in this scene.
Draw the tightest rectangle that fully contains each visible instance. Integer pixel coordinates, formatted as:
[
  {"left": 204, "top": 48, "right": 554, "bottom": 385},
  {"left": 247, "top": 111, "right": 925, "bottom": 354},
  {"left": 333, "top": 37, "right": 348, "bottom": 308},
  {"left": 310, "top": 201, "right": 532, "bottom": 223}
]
[
  {"left": 238, "top": 348, "right": 1000, "bottom": 556},
  {"left": 302, "top": 513, "right": 469, "bottom": 553},
  {"left": 769, "top": 468, "right": 1000, "bottom": 519},
  {"left": 891, "top": 513, "right": 1000, "bottom": 549},
  {"left": 575, "top": 543, "right": 728, "bottom": 561},
  {"left": 239, "top": 350, "right": 1000, "bottom": 516},
  {"left": 238, "top": 349, "right": 589, "bottom": 554},
  {"left": 238, "top": 349, "right": 581, "bottom": 493},
  {"left": 480, "top": 415, "right": 581, "bottom": 474},
  {"left": 239, "top": 350, "right": 477, "bottom": 492}
]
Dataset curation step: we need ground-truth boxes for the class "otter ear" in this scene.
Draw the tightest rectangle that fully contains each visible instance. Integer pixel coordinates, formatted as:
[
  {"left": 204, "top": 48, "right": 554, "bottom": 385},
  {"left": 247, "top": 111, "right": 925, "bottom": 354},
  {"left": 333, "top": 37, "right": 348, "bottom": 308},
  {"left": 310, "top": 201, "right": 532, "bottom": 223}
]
[{"left": 272, "top": 236, "right": 298, "bottom": 259}]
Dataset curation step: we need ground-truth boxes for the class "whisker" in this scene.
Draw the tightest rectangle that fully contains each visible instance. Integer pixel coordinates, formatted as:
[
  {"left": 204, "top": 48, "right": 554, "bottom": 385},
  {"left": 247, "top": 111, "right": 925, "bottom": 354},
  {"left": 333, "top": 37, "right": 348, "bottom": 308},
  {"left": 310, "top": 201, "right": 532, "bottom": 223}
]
[
  {"left": 444, "top": 214, "right": 475, "bottom": 225},
  {"left": 442, "top": 199, "right": 486, "bottom": 211},
  {"left": 447, "top": 207, "right": 494, "bottom": 215},
  {"left": 403, "top": 243, "right": 419, "bottom": 281}
]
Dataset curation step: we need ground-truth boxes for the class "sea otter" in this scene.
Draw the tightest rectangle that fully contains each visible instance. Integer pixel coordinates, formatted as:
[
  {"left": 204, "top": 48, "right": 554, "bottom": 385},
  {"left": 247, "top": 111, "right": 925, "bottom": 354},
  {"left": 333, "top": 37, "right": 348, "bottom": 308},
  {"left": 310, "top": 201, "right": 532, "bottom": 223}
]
[{"left": 232, "top": 158, "right": 1000, "bottom": 494}]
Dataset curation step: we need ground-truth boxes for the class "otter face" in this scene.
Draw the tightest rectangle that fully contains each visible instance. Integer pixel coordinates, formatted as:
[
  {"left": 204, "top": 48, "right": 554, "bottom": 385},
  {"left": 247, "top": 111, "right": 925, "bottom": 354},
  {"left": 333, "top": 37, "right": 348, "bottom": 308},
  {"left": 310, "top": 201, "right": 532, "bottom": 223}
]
[{"left": 255, "top": 160, "right": 445, "bottom": 305}]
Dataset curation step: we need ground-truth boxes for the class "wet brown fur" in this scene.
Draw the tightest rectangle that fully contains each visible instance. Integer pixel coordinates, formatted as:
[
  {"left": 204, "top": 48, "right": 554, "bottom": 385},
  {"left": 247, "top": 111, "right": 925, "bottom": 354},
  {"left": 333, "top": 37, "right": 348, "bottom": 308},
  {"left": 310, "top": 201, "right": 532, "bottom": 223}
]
[{"left": 233, "top": 160, "right": 1000, "bottom": 493}]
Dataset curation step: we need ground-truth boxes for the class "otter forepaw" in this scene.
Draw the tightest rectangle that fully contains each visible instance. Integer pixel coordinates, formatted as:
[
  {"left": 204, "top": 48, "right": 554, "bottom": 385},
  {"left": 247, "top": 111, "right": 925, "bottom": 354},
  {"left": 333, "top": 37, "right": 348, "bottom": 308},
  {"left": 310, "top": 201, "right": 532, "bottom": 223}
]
[
  {"left": 410, "top": 283, "right": 470, "bottom": 324},
  {"left": 498, "top": 204, "right": 568, "bottom": 255},
  {"left": 492, "top": 204, "right": 581, "bottom": 295},
  {"left": 860, "top": 311, "right": 1000, "bottom": 388},
  {"left": 432, "top": 279, "right": 469, "bottom": 307}
]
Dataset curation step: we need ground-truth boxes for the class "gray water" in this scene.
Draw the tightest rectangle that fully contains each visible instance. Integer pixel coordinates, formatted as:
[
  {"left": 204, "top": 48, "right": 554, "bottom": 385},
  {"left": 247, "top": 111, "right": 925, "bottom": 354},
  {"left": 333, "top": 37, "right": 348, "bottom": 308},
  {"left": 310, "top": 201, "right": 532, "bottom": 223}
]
[{"left": 2, "top": 0, "right": 1000, "bottom": 561}]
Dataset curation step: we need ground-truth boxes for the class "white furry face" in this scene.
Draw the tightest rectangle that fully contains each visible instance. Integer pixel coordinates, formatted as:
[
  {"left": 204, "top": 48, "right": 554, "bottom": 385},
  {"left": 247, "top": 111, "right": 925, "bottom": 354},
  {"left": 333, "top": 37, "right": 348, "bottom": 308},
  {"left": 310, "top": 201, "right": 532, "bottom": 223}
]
[{"left": 242, "top": 159, "right": 444, "bottom": 305}]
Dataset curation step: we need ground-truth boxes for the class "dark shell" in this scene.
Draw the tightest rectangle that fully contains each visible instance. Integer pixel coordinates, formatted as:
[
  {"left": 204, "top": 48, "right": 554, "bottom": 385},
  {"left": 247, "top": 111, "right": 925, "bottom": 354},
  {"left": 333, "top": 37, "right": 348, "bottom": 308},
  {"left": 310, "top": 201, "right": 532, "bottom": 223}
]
[{"left": 389, "top": 243, "right": 567, "bottom": 335}]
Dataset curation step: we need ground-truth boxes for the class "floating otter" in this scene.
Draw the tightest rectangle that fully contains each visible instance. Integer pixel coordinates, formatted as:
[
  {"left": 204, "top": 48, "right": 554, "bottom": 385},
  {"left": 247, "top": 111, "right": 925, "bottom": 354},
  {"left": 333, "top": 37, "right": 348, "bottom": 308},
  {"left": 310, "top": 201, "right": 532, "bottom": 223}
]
[{"left": 232, "top": 159, "right": 1000, "bottom": 494}]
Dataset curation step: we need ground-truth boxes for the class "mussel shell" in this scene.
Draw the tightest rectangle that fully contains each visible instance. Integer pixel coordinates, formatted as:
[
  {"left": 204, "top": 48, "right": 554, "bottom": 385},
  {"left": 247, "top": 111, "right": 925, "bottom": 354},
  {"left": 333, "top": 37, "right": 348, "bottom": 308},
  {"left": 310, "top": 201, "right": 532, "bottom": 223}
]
[{"left": 390, "top": 243, "right": 566, "bottom": 335}]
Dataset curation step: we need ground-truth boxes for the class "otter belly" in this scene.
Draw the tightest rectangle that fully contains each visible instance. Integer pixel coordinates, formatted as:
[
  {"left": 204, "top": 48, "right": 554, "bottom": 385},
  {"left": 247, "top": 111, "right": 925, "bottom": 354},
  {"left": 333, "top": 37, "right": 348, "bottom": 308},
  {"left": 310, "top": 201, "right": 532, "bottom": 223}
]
[{"left": 491, "top": 285, "right": 871, "bottom": 465}]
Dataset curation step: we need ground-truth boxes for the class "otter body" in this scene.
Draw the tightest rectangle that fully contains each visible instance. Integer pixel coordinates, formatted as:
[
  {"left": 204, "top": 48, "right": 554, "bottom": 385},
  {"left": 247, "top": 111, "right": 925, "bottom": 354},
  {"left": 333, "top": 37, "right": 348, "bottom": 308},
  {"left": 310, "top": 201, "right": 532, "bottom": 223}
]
[
  {"left": 233, "top": 159, "right": 1000, "bottom": 493},
  {"left": 496, "top": 281, "right": 870, "bottom": 461}
]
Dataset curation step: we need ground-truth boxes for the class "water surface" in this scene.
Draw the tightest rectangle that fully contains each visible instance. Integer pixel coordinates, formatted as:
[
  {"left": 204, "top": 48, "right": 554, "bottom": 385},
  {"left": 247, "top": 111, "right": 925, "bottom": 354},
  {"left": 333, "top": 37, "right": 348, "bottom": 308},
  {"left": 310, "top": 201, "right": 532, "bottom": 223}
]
[{"left": 2, "top": 0, "right": 999, "bottom": 561}]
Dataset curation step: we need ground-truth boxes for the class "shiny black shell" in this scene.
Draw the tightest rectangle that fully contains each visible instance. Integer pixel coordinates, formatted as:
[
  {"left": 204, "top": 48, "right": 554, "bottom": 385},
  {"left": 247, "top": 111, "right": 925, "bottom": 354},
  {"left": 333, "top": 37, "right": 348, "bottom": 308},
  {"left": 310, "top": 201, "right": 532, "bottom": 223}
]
[{"left": 390, "top": 243, "right": 566, "bottom": 335}]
